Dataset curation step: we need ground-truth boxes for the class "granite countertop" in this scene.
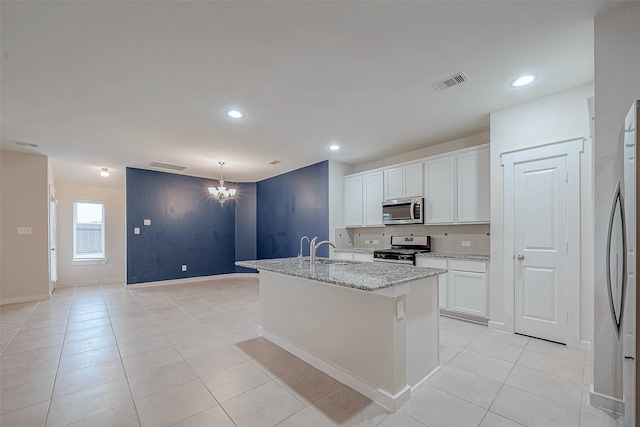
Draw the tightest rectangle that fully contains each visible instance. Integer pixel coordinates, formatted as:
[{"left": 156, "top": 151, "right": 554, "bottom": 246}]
[
  {"left": 334, "top": 248, "right": 375, "bottom": 254},
  {"left": 416, "top": 253, "right": 490, "bottom": 262},
  {"left": 235, "top": 257, "right": 446, "bottom": 292}
]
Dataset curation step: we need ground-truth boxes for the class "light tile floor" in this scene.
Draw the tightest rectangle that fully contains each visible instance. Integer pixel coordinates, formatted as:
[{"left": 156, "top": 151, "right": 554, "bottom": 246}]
[{"left": 0, "top": 277, "right": 632, "bottom": 426}]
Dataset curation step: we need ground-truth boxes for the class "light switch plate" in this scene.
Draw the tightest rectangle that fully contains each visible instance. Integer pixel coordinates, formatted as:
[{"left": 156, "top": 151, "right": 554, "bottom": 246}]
[
  {"left": 182, "top": 265, "right": 187, "bottom": 272},
  {"left": 143, "top": 219, "right": 151, "bottom": 226},
  {"left": 134, "top": 227, "right": 140, "bottom": 235},
  {"left": 17, "top": 227, "right": 32, "bottom": 235}
]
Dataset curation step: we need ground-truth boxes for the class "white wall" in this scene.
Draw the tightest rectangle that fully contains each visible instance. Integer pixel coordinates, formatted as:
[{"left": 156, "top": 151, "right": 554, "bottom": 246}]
[
  {"left": 55, "top": 183, "right": 126, "bottom": 287},
  {"left": 489, "top": 83, "right": 594, "bottom": 346},
  {"left": 1, "top": 150, "right": 51, "bottom": 303}
]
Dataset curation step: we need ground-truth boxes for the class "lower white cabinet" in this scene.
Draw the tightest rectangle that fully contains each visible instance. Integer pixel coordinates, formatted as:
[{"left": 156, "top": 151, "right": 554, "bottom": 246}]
[{"left": 416, "top": 257, "right": 488, "bottom": 319}]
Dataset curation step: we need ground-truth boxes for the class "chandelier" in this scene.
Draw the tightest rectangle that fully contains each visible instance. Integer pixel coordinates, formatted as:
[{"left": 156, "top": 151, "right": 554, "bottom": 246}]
[{"left": 208, "top": 162, "right": 237, "bottom": 206}]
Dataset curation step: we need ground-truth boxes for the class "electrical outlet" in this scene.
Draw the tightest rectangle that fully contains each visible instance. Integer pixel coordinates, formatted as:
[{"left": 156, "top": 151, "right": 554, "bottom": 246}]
[
  {"left": 182, "top": 265, "right": 187, "bottom": 272},
  {"left": 365, "top": 240, "right": 371, "bottom": 244},
  {"left": 396, "top": 299, "right": 405, "bottom": 320},
  {"left": 462, "top": 241, "right": 471, "bottom": 247},
  {"left": 134, "top": 227, "right": 140, "bottom": 235},
  {"left": 144, "top": 219, "right": 151, "bottom": 226},
  {"left": 373, "top": 240, "right": 379, "bottom": 244}
]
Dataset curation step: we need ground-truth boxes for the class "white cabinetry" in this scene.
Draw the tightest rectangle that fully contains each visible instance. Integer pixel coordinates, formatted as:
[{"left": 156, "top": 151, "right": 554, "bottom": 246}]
[
  {"left": 457, "top": 147, "right": 490, "bottom": 223},
  {"left": 448, "top": 260, "right": 487, "bottom": 318},
  {"left": 423, "top": 145, "right": 490, "bottom": 225},
  {"left": 416, "top": 256, "right": 488, "bottom": 320},
  {"left": 424, "top": 156, "right": 456, "bottom": 223},
  {"left": 344, "top": 172, "right": 383, "bottom": 227},
  {"left": 344, "top": 175, "right": 364, "bottom": 227},
  {"left": 384, "top": 163, "right": 423, "bottom": 200}
]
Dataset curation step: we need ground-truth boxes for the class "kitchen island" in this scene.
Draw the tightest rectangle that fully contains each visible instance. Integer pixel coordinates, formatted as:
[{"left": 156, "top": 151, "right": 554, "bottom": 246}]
[{"left": 235, "top": 257, "right": 447, "bottom": 411}]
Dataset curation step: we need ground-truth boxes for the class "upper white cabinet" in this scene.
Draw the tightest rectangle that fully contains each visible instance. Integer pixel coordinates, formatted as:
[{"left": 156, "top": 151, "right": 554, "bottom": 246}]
[
  {"left": 457, "top": 147, "right": 490, "bottom": 223},
  {"left": 344, "top": 171, "right": 384, "bottom": 227},
  {"left": 384, "top": 163, "right": 423, "bottom": 200},
  {"left": 344, "top": 175, "right": 364, "bottom": 227},
  {"left": 363, "top": 172, "right": 384, "bottom": 226},
  {"left": 423, "top": 145, "right": 490, "bottom": 225},
  {"left": 424, "top": 156, "right": 456, "bottom": 223}
]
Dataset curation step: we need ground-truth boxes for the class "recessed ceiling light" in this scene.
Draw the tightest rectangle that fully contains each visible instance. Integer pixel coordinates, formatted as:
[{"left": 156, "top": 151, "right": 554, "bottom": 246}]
[
  {"left": 100, "top": 168, "right": 110, "bottom": 178},
  {"left": 329, "top": 145, "right": 340, "bottom": 151},
  {"left": 511, "top": 75, "right": 536, "bottom": 87},
  {"left": 226, "top": 110, "right": 244, "bottom": 119}
]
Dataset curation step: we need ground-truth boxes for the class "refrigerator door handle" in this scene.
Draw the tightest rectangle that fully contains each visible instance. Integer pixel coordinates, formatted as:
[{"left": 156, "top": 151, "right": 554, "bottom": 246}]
[{"left": 605, "top": 181, "right": 627, "bottom": 340}]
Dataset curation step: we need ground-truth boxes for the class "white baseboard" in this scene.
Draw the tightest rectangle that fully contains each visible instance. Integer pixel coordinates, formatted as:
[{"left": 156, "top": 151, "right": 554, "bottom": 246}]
[
  {"left": 126, "top": 273, "right": 259, "bottom": 288},
  {"left": 411, "top": 365, "right": 441, "bottom": 392},
  {"left": 0, "top": 293, "right": 50, "bottom": 305},
  {"left": 56, "top": 278, "right": 124, "bottom": 288},
  {"left": 258, "top": 325, "right": 416, "bottom": 412},
  {"left": 589, "top": 384, "right": 625, "bottom": 416},
  {"left": 488, "top": 321, "right": 509, "bottom": 332}
]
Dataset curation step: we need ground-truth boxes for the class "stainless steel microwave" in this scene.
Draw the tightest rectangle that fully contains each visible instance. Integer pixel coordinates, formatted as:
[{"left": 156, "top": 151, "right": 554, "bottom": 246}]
[{"left": 382, "top": 197, "right": 424, "bottom": 225}]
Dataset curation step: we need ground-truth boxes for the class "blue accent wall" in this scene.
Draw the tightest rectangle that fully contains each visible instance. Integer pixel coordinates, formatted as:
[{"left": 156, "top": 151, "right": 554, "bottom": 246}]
[
  {"left": 126, "top": 168, "right": 237, "bottom": 284},
  {"left": 235, "top": 182, "right": 257, "bottom": 273},
  {"left": 256, "top": 161, "right": 329, "bottom": 259}
]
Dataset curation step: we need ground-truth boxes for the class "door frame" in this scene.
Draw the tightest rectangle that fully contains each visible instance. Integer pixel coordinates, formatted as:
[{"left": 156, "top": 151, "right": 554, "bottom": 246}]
[{"left": 501, "top": 138, "right": 584, "bottom": 347}]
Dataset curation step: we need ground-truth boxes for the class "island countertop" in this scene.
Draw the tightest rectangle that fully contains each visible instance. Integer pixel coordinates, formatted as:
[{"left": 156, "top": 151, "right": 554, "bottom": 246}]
[{"left": 235, "top": 257, "right": 446, "bottom": 292}]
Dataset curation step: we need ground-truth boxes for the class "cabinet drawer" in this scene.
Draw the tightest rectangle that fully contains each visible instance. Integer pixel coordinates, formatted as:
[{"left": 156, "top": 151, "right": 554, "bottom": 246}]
[
  {"left": 449, "top": 260, "right": 486, "bottom": 273},
  {"left": 415, "top": 258, "right": 447, "bottom": 269}
]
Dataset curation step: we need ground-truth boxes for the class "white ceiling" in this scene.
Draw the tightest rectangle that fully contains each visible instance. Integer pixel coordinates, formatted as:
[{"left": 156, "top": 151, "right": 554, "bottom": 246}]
[{"left": 0, "top": 1, "right": 619, "bottom": 188}]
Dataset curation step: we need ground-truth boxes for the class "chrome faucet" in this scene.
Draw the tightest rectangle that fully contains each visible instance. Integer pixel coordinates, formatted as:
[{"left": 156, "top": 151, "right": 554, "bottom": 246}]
[
  {"left": 299, "top": 236, "right": 310, "bottom": 259},
  {"left": 311, "top": 240, "right": 336, "bottom": 264},
  {"left": 310, "top": 237, "right": 318, "bottom": 260}
]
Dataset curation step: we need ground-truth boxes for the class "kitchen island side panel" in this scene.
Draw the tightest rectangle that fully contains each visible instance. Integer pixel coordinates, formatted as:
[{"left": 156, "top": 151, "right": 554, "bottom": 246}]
[{"left": 258, "top": 270, "right": 439, "bottom": 401}]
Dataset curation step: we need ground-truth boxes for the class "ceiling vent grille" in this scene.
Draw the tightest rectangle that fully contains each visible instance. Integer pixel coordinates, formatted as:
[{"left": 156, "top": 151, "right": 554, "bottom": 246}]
[
  {"left": 14, "top": 140, "right": 39, "bottom": 148},
  {"left": 269, "top": 160, "right": 282, "bottom": 165},
  {"left": 150, "top": 161, "right": 186, "bottom": 171},
  {"left": 431, "top": 72, "right": 470, "bottom": 92}
]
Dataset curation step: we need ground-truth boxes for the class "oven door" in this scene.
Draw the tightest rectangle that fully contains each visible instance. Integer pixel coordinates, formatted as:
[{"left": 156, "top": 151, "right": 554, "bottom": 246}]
[{"left": 373, "top": 252, "right": 415, "bottom": 265}]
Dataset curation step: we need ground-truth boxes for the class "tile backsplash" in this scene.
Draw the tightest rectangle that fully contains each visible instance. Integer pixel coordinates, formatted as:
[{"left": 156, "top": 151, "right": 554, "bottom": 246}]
[{"left": 334, "top": 224, "right": 490, "bottom": 255}]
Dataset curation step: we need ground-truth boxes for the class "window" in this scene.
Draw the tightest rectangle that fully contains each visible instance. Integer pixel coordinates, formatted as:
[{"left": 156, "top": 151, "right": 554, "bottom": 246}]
[{"left": 73, "top": 201, "right": 105, "bottom": 261}]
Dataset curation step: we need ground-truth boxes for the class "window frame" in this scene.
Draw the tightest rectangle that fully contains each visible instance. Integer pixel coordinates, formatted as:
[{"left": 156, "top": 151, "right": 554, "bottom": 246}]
[{"left": 72, "top": 200, "right": 106, "bottom": 262}]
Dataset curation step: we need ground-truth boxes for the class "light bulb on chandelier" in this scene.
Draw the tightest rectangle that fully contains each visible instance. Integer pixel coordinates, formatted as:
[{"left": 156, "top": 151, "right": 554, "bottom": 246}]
[{"left": 208, "top": 162, "right": 237, "bottom": 206}]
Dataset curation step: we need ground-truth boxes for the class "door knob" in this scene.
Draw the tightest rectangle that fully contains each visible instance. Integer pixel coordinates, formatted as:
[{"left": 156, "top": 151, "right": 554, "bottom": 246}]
[{"left": 517, "top": 254, "right": 525, "bottom": 261}]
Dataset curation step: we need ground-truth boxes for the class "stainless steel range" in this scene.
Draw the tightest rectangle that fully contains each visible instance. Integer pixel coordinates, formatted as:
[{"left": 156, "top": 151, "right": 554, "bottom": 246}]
[{"left": 373, "top": 235, "right": 431, "bottom": 265}]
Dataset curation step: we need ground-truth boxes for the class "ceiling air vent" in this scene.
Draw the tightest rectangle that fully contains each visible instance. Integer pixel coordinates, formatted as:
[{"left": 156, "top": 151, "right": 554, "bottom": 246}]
[
  {"left": 431, "top": 72, "right": 470, "bottom": 92},
  {"left": 269, "top": 160, "right": 282, "bottom": 165},
  {"left": 14, "top": 140, "right": 39, "bottom": 148},
  {"left": 149, "top": 161, "right": 186, "bottom": 171}
]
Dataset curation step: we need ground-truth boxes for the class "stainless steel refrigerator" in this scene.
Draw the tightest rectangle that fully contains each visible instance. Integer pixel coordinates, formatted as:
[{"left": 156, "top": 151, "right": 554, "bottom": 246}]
[{"left": 592, "top": 100, "right": 638, "bottom": 426}]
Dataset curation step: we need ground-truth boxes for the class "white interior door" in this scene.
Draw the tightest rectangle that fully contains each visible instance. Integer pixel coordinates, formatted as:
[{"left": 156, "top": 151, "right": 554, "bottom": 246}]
[{"left": 514, "top": 156, "right": 568, "bottom": 343}]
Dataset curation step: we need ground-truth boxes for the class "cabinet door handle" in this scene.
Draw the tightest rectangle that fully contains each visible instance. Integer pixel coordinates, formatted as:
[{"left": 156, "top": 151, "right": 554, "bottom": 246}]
[{"left": 517, "top": 254, "right": 524, "bottom": 261}]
